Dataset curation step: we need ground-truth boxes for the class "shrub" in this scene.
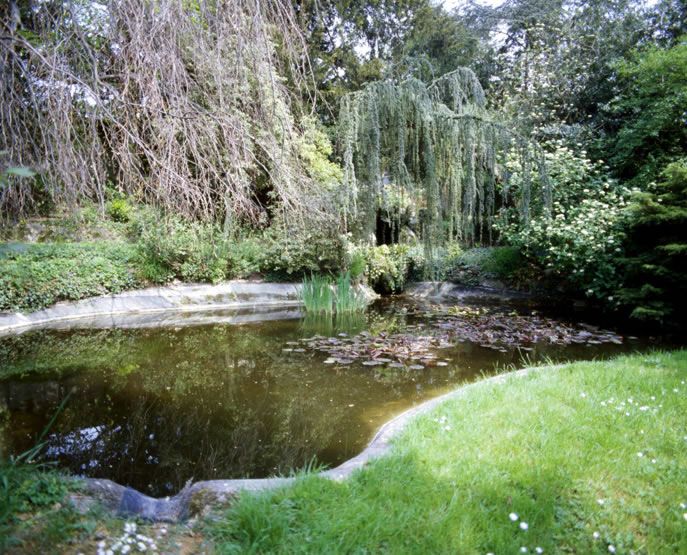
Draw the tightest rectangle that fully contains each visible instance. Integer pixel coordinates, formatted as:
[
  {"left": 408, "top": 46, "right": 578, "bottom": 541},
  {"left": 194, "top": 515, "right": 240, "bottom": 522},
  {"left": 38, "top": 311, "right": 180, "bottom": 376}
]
[
  {"left": 362, "top": 244, "right": 412, "bottom": 294},
  {"left": 497, "top": 188, "right": 629, "bottom": 301},
  {"left": 135, "top": 213, "right": 229, "bottom": 283},
  {"left": 617, "top": 160, "right": 687, "bottom": 326},
  {"left": 259, "top": 227, "right": 347, "bottom": 279},
  {"left": 0, "top": 243, "right": 141, "bottom": 312},
  {"left": 227, "top": 235, "right": 267, "bottom": 278},
  {"left": 443, "top": 247, "right": 525, "bottom": 285},
  {"left": 106, "top": 198, "right": 132, "bottom": 222}
]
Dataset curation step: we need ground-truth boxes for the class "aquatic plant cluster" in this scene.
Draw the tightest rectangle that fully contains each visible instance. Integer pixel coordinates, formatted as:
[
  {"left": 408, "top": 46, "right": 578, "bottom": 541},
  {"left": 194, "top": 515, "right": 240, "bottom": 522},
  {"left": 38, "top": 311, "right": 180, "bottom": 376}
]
[
  {"left": 287, "top": 303, "right": 624, "bottom": 369},
  {"left": 301, "top": 272, "right": 367, "bottom": 314}
]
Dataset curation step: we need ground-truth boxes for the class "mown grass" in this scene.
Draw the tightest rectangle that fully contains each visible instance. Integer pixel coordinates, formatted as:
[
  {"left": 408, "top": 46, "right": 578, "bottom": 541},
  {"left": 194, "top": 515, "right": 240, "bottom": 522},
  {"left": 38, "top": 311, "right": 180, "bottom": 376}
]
[{"left": 207, "top": 350, "right": 687, "bottom": 554}]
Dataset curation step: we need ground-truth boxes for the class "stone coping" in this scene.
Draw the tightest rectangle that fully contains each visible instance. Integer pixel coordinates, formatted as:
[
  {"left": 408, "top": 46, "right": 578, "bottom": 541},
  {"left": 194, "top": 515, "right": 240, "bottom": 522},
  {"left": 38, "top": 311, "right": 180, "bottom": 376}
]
[
  {"left": 74, "top": 365, "right": 548, "bottom": 522},
  {"left": 0, "top": 281, "right": 381, "bottom": 336}
]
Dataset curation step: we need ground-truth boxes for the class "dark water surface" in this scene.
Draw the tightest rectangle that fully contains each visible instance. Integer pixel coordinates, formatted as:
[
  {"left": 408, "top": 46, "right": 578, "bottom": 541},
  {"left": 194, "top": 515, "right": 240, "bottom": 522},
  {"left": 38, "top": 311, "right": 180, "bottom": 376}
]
[{"left": 0, "top": 296, "right": 650, "bottom": 496}]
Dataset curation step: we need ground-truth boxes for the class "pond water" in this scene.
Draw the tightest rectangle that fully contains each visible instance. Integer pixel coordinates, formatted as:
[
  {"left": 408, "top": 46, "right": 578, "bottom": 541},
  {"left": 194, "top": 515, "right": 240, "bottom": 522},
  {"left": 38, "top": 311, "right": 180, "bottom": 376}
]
[{"left": 0, "top": 294, "right": 650, "bottom": 497}]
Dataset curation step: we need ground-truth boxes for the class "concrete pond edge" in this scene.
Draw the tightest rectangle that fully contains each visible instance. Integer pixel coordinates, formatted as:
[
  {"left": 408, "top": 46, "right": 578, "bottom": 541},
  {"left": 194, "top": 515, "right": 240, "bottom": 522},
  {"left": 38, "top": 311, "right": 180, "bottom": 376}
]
[
  {"left": 0, "top": 281, "right": 380, "bottom": 336},
  {"left": 72, "top": 364, "right": 557, "bottom": 522},
  {"left": 0, "top": 279, "right": 546, "bottom": 521}
]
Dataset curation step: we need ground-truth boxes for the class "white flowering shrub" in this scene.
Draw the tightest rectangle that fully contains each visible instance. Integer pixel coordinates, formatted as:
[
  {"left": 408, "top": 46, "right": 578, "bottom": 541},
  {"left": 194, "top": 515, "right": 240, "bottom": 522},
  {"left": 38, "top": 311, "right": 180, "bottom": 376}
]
[{"left": 497, "top": 142, "right": 630, "bottom": 300}]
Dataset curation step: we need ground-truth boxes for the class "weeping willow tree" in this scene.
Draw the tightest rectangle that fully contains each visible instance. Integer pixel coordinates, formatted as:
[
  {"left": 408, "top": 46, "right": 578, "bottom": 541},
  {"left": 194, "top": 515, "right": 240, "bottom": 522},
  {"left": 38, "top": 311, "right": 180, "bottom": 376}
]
[
  {"left": 0, "top": 0, "right": 327, "bottom": 229},
  {"left": 338, "top": 68, "right": 552, "bottom": 255}
]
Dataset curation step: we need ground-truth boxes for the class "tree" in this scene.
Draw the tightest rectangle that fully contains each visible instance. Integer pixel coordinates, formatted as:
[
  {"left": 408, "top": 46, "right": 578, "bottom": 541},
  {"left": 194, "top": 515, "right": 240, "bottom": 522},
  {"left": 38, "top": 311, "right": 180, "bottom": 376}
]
[
  {"left": 294, "top": 0, "right": 428, "bottom": 121},
  {"left": 603, "top": 37, "right": 687, "bottom": 189},
  {"left": 618, "top": 160, "right": 687, "bottom": 327},
  {"left": 337, "top": 68, "right": 550, "bottom": 253},
  {"left": 0, "top": 0, "right": 331, "bottom": 228},
  {"left": 391, "top": 4, "right": 487, "bottom": 84}
]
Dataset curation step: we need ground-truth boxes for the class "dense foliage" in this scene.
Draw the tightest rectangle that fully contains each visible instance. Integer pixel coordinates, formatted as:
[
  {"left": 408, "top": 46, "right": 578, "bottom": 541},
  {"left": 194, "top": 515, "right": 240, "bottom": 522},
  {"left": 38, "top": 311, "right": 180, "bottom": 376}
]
[
  {"left": 1, "top": 0, "right": 685, "bottom": 327},
  {"left": 618, "top": 161, "right": 687, "bottom": 326},
  {"left": 0, "top": 242, "right": 140, "bottom": 311}
]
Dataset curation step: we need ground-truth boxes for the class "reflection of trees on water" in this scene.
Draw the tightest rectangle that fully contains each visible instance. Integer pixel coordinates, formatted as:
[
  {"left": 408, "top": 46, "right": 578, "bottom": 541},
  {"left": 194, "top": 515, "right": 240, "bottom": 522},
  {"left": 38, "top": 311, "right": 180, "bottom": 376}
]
[
  {"left": 2, "top": 373, "right": 346, "bottom": 495},
  {"left": 0, "top": 304, "right": 621, "bottom": 495}
]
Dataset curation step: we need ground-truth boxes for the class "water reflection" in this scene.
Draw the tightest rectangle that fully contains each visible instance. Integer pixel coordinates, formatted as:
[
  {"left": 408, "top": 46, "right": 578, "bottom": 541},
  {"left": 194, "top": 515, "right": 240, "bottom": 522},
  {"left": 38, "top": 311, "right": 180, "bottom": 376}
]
[{"left": 0, "top": 299, "right": 648, "bottom": 496}]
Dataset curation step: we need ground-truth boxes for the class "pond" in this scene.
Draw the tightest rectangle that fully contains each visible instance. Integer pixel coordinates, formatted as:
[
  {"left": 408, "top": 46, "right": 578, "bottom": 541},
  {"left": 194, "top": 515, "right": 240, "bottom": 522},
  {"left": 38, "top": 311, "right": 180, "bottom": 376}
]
[{"left": 0, "top": 293, "right": 650, "bottom": 497}]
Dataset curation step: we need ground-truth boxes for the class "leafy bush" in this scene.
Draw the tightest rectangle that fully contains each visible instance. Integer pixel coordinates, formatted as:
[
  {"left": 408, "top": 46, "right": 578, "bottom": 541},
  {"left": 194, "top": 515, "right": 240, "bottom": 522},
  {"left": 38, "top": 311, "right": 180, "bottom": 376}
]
[
  {"left": 348, "top": 250, "right": 366, "bottom": 281},
  {"left": 361, "top": 244, "right": 413, "bottom": 294},
  {"left": 135, "top": 213, "right": 229, "bottom": 283},
  {"left": 227, "top": 235, "right": 266, "bottom": 278},
  {"left": 0, "top": 243, "right": 141, "bottom": 312},
  {"left": 498, "top": 188, "right": 629, "bottom": 301},
  {"left": 496, "top": 139, "right": 630, "bottom": 300},
  {"left": 444, "top": 247, "right": 525, "bottom": 285},
  {"left": 105, "top": 198, "right": 132, "bottom": 223},
  {"left": 258, "top": 227, "right": 347, "bottom": 279}
]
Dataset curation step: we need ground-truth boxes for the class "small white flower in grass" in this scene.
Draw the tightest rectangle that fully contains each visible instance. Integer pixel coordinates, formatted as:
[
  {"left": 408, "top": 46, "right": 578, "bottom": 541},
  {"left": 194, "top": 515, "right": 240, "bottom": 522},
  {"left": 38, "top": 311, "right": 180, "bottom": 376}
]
[
  {"left": 680, "top": 502, "right": 686, "bottom": 509},
  {"left": 637, "top": 452, "right": 644, "bottom": 457},
  {"left": 683, "top": 513, "right": 687, "bottom": 521},
  {"left": 520, "top": 522, "right": 529, "bottom": 530},
  {"left": 608, "top": 545, "right": 616, "bottom": 553},
  {"left": 520, "top": 547, "right": 528, "bottom": 553},
  {"left": 651, "top": 396, "right": 656, "bottom": 401},
  {"left": 600, "top": 401, "right": 606, "bottom": 407},
  {"left": 510, "top": 512, "right": 519, "bottom": 521},
  {"left": 651, "top": 458, "right": 656, "bottom": 463},
  {"left": 674, "top": 388, "right": 679, "bottom": 393},
  {"left": 625, "top": 412, "right": 630, "bottom": 416},
  {"left": 593, "top": 531, "right": 600, "bottom": 539},
  {"left": 535, "top": 548, "right": 543, "bottom": 554},
  {"left": 597, "top": 499, "right": 605, "bottom": 505},
  {"left": 580, "top": 392, "right": 587, "bottom": 398},
  {"left": 444, "top": 426, "right": 451, "bottom": 431},
  {"left": 640, "top": 430, "right": 645, "bottom": 434},
  {"left": 639, "top": 405, "right": 649, "bottom": 411}
]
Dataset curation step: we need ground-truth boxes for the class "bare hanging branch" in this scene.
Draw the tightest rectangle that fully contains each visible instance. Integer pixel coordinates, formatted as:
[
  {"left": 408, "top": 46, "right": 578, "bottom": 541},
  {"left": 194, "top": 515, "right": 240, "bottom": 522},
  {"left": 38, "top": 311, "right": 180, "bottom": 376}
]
[{"left": 0, "top": 0, "right": 327, "bottom": 226}]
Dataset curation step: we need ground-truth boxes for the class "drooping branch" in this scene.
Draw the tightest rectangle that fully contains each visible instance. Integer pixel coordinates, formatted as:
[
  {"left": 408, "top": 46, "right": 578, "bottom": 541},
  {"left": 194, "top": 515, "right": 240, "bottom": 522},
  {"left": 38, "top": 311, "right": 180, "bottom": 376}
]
[
  {"left": 0, "top": 0, "right": 327, "bottom": 228},
  {"left": 337, "top": 67, "right": 552, "bottom": 251}
]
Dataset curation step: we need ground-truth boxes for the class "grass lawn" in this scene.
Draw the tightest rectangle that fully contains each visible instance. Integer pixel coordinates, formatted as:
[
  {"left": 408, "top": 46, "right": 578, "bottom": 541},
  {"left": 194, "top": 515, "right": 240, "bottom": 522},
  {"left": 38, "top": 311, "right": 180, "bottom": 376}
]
[{"left": 207, "top": 350, "right": 687, "bottom": 554}]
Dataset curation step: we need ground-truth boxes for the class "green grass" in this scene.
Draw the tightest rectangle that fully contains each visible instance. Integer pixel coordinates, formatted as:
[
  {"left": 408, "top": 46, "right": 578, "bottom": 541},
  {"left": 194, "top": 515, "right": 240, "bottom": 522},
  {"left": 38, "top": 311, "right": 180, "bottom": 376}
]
[{"left": 207, "top": 350, "right": 687, "bottom": 554}]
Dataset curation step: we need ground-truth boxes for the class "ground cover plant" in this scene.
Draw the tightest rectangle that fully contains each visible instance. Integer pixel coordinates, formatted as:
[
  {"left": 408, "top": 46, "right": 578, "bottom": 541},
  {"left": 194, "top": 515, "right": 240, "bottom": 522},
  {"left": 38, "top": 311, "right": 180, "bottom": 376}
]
[
  {"left": 208, "top": 350, "right": 687, "bottom": 553},
  {"left": 0, "top": 242, "right": 141, "bottom": 312}
]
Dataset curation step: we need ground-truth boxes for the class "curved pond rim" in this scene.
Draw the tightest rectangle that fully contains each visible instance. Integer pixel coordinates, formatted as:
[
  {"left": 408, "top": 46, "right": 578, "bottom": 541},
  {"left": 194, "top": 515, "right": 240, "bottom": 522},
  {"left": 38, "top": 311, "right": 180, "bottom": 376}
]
[
  {"left": 0, "top": 281, "right": 310, "bottom": 335},
  {"left": 73, "top": 364, "right": 556, "bottom": 522},
  {"left": 0, "top": 281, "right": 383, "bottom": 335}
]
